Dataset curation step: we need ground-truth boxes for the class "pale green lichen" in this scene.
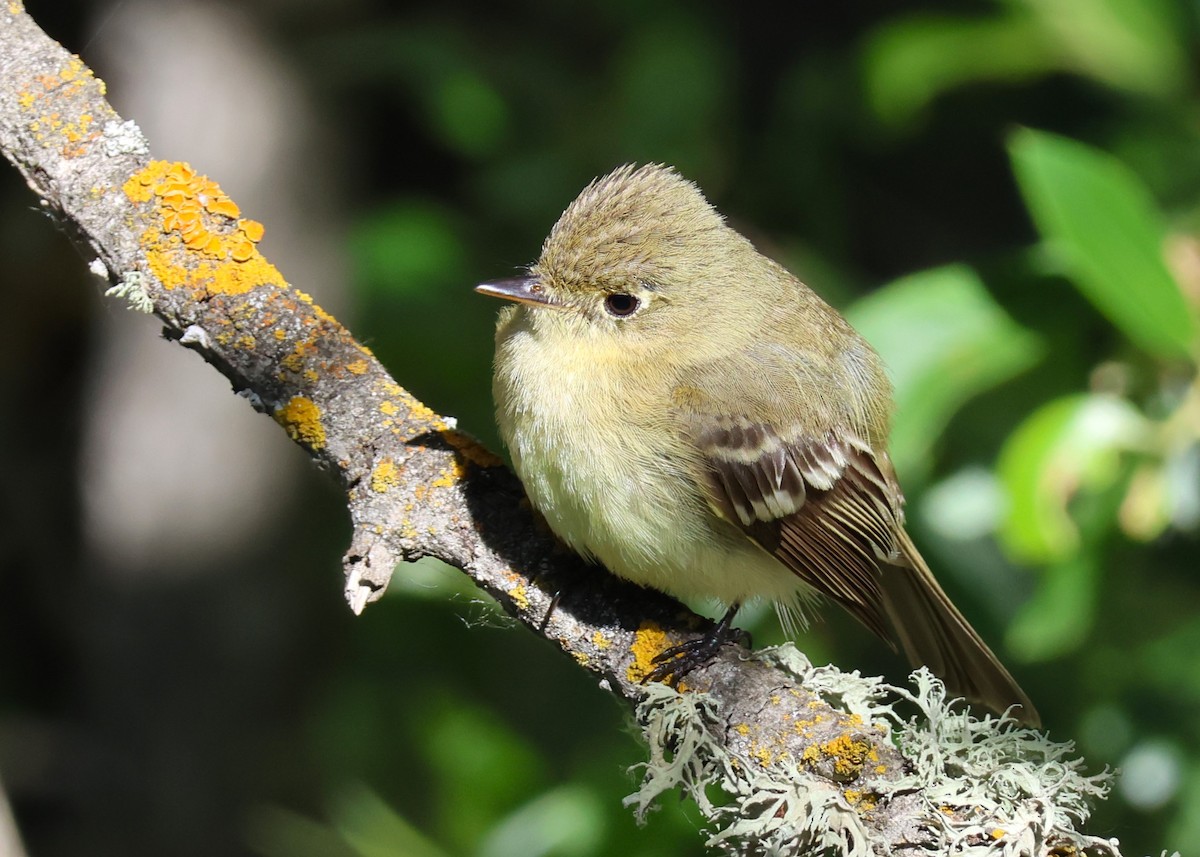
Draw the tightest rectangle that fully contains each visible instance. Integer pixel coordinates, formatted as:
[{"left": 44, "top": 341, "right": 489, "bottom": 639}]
[
  {"left": 629, "top": 645, "right": 1124, "bottom": 857},
  {"left": 103, "top": 271, "right": 153, "bottom": 313}
]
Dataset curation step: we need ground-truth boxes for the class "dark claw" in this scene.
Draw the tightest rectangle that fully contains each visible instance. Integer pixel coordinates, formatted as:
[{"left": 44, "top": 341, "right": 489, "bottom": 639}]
[{"left": 644, "top": 604, "right": 749, "bottom": 685}]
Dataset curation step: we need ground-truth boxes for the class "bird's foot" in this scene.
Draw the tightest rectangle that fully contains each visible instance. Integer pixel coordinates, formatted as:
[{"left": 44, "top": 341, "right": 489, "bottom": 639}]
[{"left": 645, "top": 605, "right": 749, "bottom": 685}]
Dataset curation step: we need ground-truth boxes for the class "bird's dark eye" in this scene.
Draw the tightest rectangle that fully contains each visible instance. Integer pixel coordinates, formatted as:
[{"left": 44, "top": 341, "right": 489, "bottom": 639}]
[{"left": 604, "top": 293, "right": 640, "bottom": 317}]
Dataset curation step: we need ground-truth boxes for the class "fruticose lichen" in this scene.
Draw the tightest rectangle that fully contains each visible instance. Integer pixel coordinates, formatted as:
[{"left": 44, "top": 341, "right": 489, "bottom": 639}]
[{"left": 629, "top": 646, "right": 1121, "bottom": 857}]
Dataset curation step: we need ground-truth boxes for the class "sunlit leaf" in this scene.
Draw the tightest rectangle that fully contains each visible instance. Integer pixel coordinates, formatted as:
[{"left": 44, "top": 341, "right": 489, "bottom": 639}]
[
  {"left": 478, "top": 785, "right": 606, "bottom": 857},
  {"left": 997, "top": 393, "right": 1148, "bottom": 562},
  {"left": 330, "top": 785, "right": 451, "bottom": 857},
  {"left": 1012, "top": 0, "right": 1186, "bottom": 97},
  {"left": 863, "top": 12, "right": 1053, "bottom": 127},
  {"left": 1009, "top": 129, "right": 1197, "bottom": 359},
  {"left": 848, "top": 264, "right": 1043, "bottom": 480},
  {"left": 863, "top": 0, "right": 1184, "bottom": 127}
]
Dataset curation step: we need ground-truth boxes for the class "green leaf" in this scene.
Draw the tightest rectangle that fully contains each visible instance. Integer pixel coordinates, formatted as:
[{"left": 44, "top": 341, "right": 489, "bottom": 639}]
[
  {"left": 330, "top": 785, "right": 451, "bottom": 857},
  {"left": 478, "top": 785, "right": 606, "bottom": 857},
  {"left": 863, "top": 0, "right": 1185, "bottom": 128},
  {"left": 863, "top": 12, "right": 1055, "bottom": 128},
  {"left": 1013, "top": 0, "right": 1186, "bottom": 97},
  {"left": 997, "top": 393, "right": 1148, "bottom": 563},
  {"left": 847, "top": 264, "right": 1043, "bottom": 480},
  {"left": 1009, "top": 128, "right": 1197, "bottom": 359}
]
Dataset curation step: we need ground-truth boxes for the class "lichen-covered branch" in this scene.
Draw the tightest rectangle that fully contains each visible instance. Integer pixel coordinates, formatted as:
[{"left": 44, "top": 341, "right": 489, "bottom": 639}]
[{"left": 0, "top": 6, "right": 1127, "bottom": 855}]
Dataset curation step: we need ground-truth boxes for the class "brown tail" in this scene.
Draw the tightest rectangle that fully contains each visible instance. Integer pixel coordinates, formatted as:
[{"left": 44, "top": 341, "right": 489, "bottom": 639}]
[{"left": 879, "top": 528, "right": 1040, "bottom": 727}]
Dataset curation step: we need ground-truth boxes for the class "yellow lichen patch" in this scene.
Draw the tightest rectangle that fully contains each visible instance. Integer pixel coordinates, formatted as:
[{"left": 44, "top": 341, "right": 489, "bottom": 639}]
[
  {"left": 843, "top": 789, "right": 877, "bottom": 812},
  {"left": 379, "top": 400, "right": 399, "bottom": 416},
  {"left": 9, "top": 2, "right": 24, "bottom": 14},
  {"left": 430, "top": 459, "right": 467, "bottom": 490},
  {"left": 18, "top": 55, "right": 110, "bottom": 156},
  {"left": 627, "top": 621, "right": 671, "bottom": 683},
  {"left": 802, "top": 733, "right": 875, "bottom": 781},
  {"left": 591, "top": 630, "right": 613, "bottom": 650},
  {"left": 124, "top": 161, "right": 279, "bottom": 296},
  {"left": 510, "top": 583, "right": 530, "bottom": 612},
  {"left": 347, "top": 359, "right": 369, "bottom": 375},
  {"left": 370, "top": 458, "right": 400, "bottom": 493},
  {"left": 734, "top": 723, "right": 750, "bottom": 736},
  {"left": 281, "top": 339, "right": 316, "bottom": 374},
  {"left": 572, "top": 651, "right": 590, "bottom": 667},
  {"left": 273, "top": 396, "right": 326, "bottom": 451},
  {"left": 991, "top": 829, "right": 1006, "bottom": 840}
]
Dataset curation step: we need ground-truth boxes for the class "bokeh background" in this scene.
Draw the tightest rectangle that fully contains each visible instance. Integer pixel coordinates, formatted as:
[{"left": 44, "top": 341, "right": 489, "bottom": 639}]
[{"left": 2, "top": 1, "right": 1199, "bottom": 855}]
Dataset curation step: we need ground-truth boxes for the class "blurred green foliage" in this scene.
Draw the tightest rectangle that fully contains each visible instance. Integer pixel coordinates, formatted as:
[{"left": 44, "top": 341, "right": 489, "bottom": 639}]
[{"left": 6, "top": 1, "right": 1200, "bottom": 856}]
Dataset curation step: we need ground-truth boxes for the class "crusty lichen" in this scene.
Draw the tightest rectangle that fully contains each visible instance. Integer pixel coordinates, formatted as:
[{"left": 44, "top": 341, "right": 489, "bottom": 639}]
[
  {"left": 16, "top": 53, "right": 113, "bottom": 158},
  {"left": 273, "top": 395, "right": 326, "bottom": 451},
  {"left": 627, "top": 621, "right": 672, "bottom": 684},
  {"left": 629, "top": 647, "right": 1120, "bottom": 856},
  {"left": 123, "top": 161, "right": 279, "bottom": 298}
]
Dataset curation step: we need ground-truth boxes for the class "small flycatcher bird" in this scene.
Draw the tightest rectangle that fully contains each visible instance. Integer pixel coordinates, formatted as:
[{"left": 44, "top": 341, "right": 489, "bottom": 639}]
[{"left": 477, "top": 164, "right": 1038, "bottom": 726}]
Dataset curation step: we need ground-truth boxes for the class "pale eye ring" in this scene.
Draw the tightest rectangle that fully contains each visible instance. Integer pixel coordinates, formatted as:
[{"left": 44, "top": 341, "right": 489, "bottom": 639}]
[{"left": 604, "top": 293, "right": 640, "bottom": 317}]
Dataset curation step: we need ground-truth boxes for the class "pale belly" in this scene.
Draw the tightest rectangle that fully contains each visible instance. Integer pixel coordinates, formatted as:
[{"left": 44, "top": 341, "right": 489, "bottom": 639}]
[{"left": 495, "top": 348, "right": 809, "bottom": 610}]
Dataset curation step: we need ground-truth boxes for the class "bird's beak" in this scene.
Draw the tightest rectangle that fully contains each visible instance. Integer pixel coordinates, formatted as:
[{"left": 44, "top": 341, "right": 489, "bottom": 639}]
[{"left": 475, "top": 275, "right": 557, "bottom": 308}]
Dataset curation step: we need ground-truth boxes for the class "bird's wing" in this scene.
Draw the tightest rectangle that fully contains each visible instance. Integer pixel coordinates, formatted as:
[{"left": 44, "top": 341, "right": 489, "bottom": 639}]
[
  {"left": 673, "top": 362, "right": 1041, "bottom": 726},
  {"left": 686, "top": 412, "right": 903, "bottom": 642}
]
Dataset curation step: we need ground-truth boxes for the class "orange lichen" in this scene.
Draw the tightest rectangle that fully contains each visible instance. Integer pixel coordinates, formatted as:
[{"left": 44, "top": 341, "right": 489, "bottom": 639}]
[
  {"left": 430, "top": 460, "right": 466, "bottom": 489},
  {"left": 370, "top": 458, "right": 399, "bottom": 493},
  {"left": 17, "top": 54, "right": 109, "bottom": 157},
  {"left": 751, "top": 742, "right": 775, "bottom": 766},
  {"left": 123, "top": 161, "right": 279, "bottom": 297},
  {"left": 273, "top": 396, "right": 326, "bottom": 451},
  {"left": 843, "top": 789, "right": 877, "bottom": 812},
  {"left": 442, "top": 429, "right": 504, "bottom": 468},
  {"left": 627, "top": 621, "right": 672, "bottom": 683},
  {"left": 801, "top": 733, "right": 877, "bottom": 781}
]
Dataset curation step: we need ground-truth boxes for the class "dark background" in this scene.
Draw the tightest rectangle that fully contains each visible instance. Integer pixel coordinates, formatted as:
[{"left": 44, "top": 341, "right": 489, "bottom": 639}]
[{"left": 3, "top": 1, "right": 1198, "bottom": 855}]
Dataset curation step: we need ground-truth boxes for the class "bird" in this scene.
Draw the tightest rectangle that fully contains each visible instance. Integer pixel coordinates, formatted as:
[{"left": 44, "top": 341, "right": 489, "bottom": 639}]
[{"left": 476, "top": 163, "right": 1039, "bottom": 726}]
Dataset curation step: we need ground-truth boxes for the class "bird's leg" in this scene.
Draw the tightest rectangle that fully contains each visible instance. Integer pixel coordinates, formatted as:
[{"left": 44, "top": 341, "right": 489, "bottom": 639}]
[
  {"left": 538, "top": 589, "right": 562, "bottom": 634},
  {"left": 645, "top": 603, "right": 750, "bottom": 684}
]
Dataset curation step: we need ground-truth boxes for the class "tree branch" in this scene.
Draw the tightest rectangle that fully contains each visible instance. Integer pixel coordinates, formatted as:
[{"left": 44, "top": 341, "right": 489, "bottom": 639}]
[{"left": 0, "top": 7, "right": 1126, "bottom": 855}]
